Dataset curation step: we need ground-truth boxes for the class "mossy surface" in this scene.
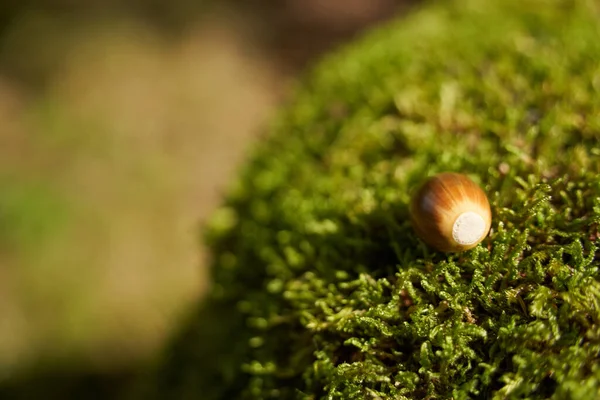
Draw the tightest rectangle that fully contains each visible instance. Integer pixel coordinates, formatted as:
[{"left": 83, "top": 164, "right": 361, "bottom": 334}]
[{"left": 154, "top": 0, "right": 600, "bottom": 398}]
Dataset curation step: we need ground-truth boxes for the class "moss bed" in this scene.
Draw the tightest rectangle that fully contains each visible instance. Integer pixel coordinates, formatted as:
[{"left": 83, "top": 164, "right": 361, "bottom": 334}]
[{"left": 152, "top": 0, "right": 600, "bottom": 398}]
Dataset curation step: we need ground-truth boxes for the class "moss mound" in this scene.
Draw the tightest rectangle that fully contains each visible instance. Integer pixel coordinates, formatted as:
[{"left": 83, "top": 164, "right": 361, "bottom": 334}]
[{"left": 154, "top": 0, "right": 600, "bottom": 398}]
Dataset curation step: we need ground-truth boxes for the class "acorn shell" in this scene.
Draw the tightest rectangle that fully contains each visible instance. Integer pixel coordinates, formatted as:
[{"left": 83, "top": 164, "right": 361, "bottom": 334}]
[{"left": 410, "top": 173, "right": 492, "bottom": 252}]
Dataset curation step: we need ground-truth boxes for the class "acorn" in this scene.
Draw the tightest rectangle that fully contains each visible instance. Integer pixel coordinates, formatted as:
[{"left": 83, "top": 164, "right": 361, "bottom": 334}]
[{"left": 410, "top": 172, "right": 492, "bottom": 252}]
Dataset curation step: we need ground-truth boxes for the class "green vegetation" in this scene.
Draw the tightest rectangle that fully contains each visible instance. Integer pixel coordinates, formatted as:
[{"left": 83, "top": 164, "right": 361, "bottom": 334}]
[
  {"left": 153, "top": 0, "right": 600, "bottom": 398},
  {"left": 0, "top": 175, "right": 69, "bottom": 254}
]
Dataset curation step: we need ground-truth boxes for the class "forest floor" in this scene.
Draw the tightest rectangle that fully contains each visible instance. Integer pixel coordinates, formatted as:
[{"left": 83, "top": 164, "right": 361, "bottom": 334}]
[{"left": 0, "top": 0, "right": 411, "bottom": 395}]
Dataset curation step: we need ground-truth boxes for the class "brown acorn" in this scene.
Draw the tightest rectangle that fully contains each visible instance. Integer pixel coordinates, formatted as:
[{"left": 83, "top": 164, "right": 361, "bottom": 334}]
[{"left": 410, "top": 172, "right": 492, "bottom": 252}]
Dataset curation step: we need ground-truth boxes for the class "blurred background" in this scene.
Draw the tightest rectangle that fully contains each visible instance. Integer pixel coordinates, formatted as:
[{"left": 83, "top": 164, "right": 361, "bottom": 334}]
[{"left": 0, "top": 0, "right": 414, "bottom": 397}]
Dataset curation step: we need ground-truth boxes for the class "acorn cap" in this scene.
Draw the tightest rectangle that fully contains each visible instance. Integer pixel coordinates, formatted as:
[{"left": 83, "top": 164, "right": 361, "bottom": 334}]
[{"left": 410, "top": 172, "right": 492, "bottom": 252}]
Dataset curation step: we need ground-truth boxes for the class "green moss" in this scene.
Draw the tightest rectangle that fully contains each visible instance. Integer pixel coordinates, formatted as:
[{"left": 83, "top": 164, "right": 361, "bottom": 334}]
[{"left": 152, "top": 0, "right": 600, "bottom": 398}]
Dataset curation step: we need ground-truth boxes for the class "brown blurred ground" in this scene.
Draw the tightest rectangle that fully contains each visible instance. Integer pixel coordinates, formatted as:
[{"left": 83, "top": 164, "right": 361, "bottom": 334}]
[{"left": 0, "top": 0, "right": 412, "bottom": 397}]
